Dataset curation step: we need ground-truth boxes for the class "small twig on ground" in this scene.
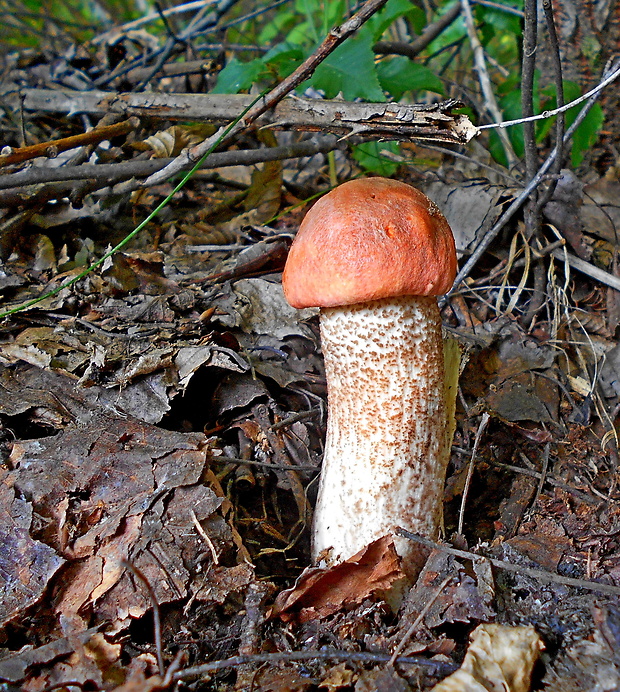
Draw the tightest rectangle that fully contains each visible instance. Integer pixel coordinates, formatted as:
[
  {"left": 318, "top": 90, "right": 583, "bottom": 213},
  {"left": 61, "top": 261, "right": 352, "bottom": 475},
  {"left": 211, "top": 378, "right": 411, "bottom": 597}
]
[
  {"left": 397, "top": 530, "right": 620, "bottom": 597},
  {"left": 459, "top": 0, "right": 517, "bottom": 167},
  {"left": 550, "top": 249, "right": 620, "bottom": 292},
  {"left": 143, "top": 0, "right": 390, "bottom": 187},
  {"left": 173, "top": 649, "right": 457, "bottom": 681},
  {"left": 388, "top": 576, "right": 453, "bottom": 666},
  {"left": 458, "top": 412, "right": 490, "bottom": 535},
  {"left": 190, "top": 510, "right": 220, "bottom": 565},
  {"left": 122, "top": 560, "right": 165, "bottom": 676},
  {"left": 531, "top": 442, "right": 551, "bottom": 509}
]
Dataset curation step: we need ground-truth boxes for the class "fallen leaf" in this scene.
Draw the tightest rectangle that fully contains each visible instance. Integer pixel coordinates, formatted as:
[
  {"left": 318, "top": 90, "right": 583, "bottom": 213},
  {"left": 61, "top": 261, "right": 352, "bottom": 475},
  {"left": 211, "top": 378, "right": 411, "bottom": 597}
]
[
  {"left": 431, "top": 623, "right": 543, "bottom": 692},
  {"left": 270, "top": 536, "right": 405, "bottom": 623}
]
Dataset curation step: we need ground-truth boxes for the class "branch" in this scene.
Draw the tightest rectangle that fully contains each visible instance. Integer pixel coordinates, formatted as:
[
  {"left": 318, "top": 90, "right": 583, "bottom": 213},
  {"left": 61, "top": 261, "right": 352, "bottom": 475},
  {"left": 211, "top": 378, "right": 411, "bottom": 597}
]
[
  {"left": 460, "top": 0, "right": 518, "bottom": 167},
  {"left": 445, "top": 61, "right": 618, "bottom": 299},
  {"left": 478, "top": 60, "right": 620, "bottom": 130},
  {"left": 374, "top": 2, "right": 461, "bottom": 59},
  {"left": 20, "top": 89, "right": 477, "bottom": 145},
  {"left": 0, "top": 118, "right": 139, "bottom": 168},
  {"left": 0, "top": 139, "right": 344, "bottom": 192},
  {"left": 142, "top": 0, "right": 391, "bottom": 186}
]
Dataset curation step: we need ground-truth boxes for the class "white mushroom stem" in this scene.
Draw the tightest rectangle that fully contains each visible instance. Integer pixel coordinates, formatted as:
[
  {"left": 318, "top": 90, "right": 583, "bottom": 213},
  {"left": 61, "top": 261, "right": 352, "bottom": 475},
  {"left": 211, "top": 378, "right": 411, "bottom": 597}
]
[{"left": 312, "top": 295, "right": 450, "bottom": 579}]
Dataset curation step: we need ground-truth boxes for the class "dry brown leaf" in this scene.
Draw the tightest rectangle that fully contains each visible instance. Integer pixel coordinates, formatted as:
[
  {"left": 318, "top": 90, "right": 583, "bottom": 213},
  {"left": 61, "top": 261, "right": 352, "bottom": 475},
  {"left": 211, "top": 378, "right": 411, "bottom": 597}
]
[
  {"left": 0, "top": 467, "right": 65, "bottom": 628},
  {"left": 270, "top": 536, "right": 405, "bottom": 623},
  {"left": 432, "top": 624, "right": 543, "bottom": 692}
]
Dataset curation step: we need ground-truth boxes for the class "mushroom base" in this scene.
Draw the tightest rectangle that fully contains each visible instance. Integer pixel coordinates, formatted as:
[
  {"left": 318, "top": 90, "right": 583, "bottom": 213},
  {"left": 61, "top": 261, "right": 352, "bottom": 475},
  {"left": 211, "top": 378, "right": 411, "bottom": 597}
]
[{"left": 313, "top": 295, "right": 450, "bottom": 580}]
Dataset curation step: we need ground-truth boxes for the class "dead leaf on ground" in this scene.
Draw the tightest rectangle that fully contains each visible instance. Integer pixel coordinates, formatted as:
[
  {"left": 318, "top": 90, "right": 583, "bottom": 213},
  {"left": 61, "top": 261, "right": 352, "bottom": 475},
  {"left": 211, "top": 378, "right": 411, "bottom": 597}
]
[
  {"left": 4, "top": 408, "right": 251, "bottom": 635},
  {"left": 395, "top": 549, "right": 495, "bottom": 639},
  {"left": 431, "top": 623, "right": 543, "bottom": 692},
  {"left": 270, "top": 536, "right": 405, "bottom": 623},
  {"left": 0, "top": 468, "right": 65, "bottom": 627}
]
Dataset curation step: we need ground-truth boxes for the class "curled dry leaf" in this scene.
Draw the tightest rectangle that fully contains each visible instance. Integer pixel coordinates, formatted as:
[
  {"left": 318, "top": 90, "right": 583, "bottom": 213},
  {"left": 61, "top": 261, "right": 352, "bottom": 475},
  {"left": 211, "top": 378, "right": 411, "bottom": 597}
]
[
  {"left": 270, "top": 536, "right": 405, "bottom": 624},
  {"left": 432, "top": 623, "right": 543, "bottom": 692}
]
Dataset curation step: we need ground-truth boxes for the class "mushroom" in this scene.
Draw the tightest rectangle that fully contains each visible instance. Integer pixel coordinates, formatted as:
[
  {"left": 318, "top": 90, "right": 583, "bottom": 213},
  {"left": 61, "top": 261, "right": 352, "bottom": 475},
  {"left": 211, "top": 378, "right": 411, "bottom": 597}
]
[{"left": 282, "top": 177, "right": 457, "bottom": 580}]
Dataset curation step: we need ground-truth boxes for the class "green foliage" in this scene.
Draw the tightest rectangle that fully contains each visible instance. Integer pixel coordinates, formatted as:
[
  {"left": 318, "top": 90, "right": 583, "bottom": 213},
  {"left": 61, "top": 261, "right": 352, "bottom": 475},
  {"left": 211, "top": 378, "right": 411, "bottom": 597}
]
[
  {"left": 211, "top": 57, "right": 267, "bottom": 94},
  {"left": 376, "top": 57, "right": 444, "bottom": 98},
  {"left": 304, "top": 27, "right": 385, "bottom": 101},
  {"left": 353, "top": 141, "right": 400, "bottom": 176},
  {"left": 539, "top": 81, "right": 604, "bottom": 167},
  {"left": 214, "top": 0, "right": 446, "bottom": 103}
]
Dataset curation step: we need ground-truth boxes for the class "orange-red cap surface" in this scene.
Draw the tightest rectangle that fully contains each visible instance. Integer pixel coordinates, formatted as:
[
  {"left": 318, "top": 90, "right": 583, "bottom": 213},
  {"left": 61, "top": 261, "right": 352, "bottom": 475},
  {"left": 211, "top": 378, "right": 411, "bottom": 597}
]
[{"left": 282, "top": 177, "right": 457, "bottom": 309}]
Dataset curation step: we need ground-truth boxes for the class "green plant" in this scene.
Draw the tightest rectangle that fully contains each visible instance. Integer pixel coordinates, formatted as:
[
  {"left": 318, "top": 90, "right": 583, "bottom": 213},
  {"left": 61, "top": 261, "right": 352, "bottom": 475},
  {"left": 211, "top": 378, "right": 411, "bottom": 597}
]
[{"left": 213, "top": 0, "right": 446, "bottom": 172}]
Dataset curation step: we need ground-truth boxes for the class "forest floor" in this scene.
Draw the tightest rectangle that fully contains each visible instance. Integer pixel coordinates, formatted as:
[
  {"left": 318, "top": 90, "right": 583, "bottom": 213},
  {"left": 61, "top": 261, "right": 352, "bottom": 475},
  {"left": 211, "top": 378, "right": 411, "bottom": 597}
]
[{"left": 2, "top": 9, "right": 620, "bottom": 691}]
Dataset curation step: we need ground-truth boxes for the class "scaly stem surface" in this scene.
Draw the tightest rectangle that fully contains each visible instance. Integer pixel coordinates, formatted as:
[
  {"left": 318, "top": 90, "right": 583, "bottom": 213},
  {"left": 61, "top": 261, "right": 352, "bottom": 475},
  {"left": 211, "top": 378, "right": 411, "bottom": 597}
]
[{"left": 313, "top": 295, "right": 449, "bottom": 579}]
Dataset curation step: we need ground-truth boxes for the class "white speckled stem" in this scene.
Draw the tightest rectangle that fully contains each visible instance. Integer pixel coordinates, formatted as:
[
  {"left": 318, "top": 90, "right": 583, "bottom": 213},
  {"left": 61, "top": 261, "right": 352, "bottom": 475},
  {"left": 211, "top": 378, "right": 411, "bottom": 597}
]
[{"left": 313, "top": 295, "right": 449, "bottom": 579}]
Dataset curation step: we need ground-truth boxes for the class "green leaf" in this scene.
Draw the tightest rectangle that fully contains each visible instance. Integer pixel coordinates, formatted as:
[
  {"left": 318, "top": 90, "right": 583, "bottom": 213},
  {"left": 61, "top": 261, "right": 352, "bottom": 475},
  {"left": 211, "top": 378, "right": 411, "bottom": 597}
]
[
  {"left": 305, "top": 27, "right": 385, "bottom": 101},
  {"left": 263, "top": 42, "right": 305, "bottom": 79},
  {"left": 538, "top": 81, "right": 605, "bottom": 167},
  {"left": 367, "top": 0, "right": 426, "bottom": 41},
  {"left": 569, "top": 103, "right": 603, "bottom": 166},
  {"left": 376, "top": 56, "right": 444, "bottom": 97},
  {"left": 498, "top": 89, "right": 525, "bottom": 158},
  {"left": 353, "top": 141, "right": 400, "bottom": 175},
  {"left": 258, "top": 9, "right": 297, "bottom": 44},
  {"left": 211, "top": 57, "right": 266, "bottom": 94}
]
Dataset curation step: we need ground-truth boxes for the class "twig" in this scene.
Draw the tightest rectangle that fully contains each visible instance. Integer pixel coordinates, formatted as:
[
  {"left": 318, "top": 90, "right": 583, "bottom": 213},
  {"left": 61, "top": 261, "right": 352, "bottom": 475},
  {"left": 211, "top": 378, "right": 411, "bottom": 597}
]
[
  {"left": 0, "top": 139, "right": 343, "bottom": 192},
  {"left": 537, "top": 0, "right": 565, "bottom": 208},
  {"left": 531, "top": 442, "right": 551, "bottom": 508},
  {"left": 485, "top": 457, "right": 599, "bottom": 504},
  {"left": 0, "top": 118, "right": 139, "bottom": 167},
  {"left": 551, "top": 249, "right": 620, "bottom": 292},
  {"left": 470, "top": 0, "right": 523, "bottom": 15},
  {"left": 458, "top": 412, "right": 490, "bottom": 535},
  {"left": 388, "top": 576, "right": 453, "bottom": 666},
  {"left": 374, "top": 2, "right": 461, "bottom": 59},
  {"left": 122, "top": 560, "right": 165, "bottom": 676},
  {"left": 521, "top": 0, "right": 538, "bottom": 186},
  {"left": 446, "top": 61, "right": 618, "bottom": 299},
  {"left": 459, "top": 0, "right": 517, "bottom": 166},
  {"left": 397, "top": 530, "right": 620, "bottom": 597},
  {"left": 93, "top": 0, "right": 216, "bottom": 37},
  {"left": 173, "top": 649, "right": 457, "bottom": 680},
  {"left": 0, "top": 93, "right": 261, "bottom": 319},
  {"left": 190, "top": 509, "right": 220, "bottom": 565},
  {"left": 478, "top": 60, "right": 620, "bottom": 130},
  {"left": 143, "top": 0, "right": 391, "bottom": 187}
]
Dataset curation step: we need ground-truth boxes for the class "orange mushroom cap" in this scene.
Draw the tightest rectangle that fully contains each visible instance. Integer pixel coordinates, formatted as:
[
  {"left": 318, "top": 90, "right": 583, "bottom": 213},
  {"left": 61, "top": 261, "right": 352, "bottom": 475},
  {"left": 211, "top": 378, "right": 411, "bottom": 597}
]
[{"left": 282, "top": 177, "right": 457, "bottom": 309}]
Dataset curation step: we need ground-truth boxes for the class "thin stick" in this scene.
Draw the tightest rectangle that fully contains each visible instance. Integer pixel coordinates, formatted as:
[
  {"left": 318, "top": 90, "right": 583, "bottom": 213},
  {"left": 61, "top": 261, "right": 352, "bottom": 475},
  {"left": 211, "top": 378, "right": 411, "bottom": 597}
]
[
  {"left": 445, "top": 62, "right": 618, "bottom": 299},
  {"left": 173, "top": 649, "right": 456, "bottom": 681},
  {"left": 388, "top": 576, "right": 453, "bottom": 666},
  {"left": 122, "top": 560, "right": 165, "bottom": 676},
  {"left": 374, "top": 2, "right": 461, "bottom": 59},
  {"left": 398, "top": 530, "right": 620, "bottom": 597},
  {"left": 458, "top": 412, "right": 490, "bottom": 535},
  {"left": 190, "top": 509, "right": 219, "bottom": 565},
  {"left": 459, "top": 0, "right": 517, "bottom": 166},
  {"left": 0, "top": 93, "right": 262, "bottom": 320},
  {"left": 532, "top": 442, "right": 551, "bottom": 509},
  {"left": 478, "top": 60, "right": 620, "bottom": 131},
  {"left": 0, "top": 139, "right": 342, "bottom": 192}
]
